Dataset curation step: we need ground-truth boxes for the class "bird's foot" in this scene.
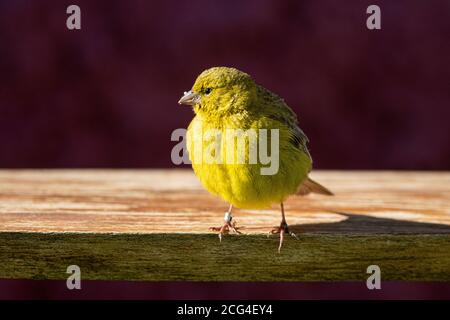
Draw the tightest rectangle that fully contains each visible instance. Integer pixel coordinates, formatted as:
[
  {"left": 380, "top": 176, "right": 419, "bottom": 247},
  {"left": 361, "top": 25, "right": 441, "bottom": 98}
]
[
  {"left": 269, "top": 221, "right": 298, "bottom": 253},
  {"left": 210, "top": 212, "right": 241, "bottom": 242}
]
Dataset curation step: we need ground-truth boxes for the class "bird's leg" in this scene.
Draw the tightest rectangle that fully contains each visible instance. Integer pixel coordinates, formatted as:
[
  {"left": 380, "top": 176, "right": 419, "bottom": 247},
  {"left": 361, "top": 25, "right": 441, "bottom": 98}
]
[
  {"left": 210, "top": 204, "right": 241, "bottom": 241},
  {"left": 270, "top": 202, "right": 298, "bottom": 252}
]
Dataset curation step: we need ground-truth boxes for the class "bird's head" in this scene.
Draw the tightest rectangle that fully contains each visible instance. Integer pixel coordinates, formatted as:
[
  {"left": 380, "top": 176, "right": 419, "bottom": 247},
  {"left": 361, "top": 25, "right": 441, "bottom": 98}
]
[{"left": 178, "top": 67, "right": 257, "bottom": 116}]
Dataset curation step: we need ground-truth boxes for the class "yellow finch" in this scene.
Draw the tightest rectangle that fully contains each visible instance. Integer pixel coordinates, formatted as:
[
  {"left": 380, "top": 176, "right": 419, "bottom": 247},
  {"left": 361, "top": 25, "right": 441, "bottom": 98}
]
[{"left": 179, "top": 67, "right": 332, "bottom": 252}]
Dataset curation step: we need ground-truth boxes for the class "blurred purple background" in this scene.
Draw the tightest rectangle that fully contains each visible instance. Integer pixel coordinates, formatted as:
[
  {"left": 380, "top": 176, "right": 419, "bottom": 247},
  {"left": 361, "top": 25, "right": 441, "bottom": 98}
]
[{"left": 0, "top": 0, "right": 449, "bottom": 169}]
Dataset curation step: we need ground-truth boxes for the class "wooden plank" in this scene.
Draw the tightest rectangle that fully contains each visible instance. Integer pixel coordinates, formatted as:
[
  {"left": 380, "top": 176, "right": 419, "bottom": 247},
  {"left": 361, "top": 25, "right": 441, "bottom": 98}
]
[
  {"left": 0, "top": 170, "right": 449, "bottom": 235},
  {"left": 1, "top": 170, "right": 449, "bottom": 281},
  {"left": 1, "top": 233, "right": 449, "bottom": 281}
]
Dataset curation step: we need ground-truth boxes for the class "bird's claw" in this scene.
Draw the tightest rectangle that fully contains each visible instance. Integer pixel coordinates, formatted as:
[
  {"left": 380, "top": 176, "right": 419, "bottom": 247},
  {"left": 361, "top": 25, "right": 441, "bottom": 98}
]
[
  {"left": 210, "top": 221, "right": 241, "bottom": 242},
  {"left": 269, "top": 222, "right": 298, "bottom": 253},
  {"left": 229, "top": 221, "right": 241, "bottom": 234},
  {"left": 278, "top": 228, "right": 285, "bottom": 253}
]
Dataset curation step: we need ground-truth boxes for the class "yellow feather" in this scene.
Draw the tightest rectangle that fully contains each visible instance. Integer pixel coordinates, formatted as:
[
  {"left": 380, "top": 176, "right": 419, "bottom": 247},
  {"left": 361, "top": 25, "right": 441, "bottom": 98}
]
[{"left": 184, "top": 67, "right": 322, "bottom": 209}]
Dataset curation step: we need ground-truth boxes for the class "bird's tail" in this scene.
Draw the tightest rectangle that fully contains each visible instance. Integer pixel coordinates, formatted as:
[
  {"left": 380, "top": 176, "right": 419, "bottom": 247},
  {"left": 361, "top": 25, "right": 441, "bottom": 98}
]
[{"left": 296, "top": 177, "right": 334, "bottom": 196}]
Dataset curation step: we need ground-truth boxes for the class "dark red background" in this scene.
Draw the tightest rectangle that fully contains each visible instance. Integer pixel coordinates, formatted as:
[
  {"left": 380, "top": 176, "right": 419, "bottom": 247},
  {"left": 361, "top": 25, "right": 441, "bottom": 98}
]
[
  {"left": 1, "top": 0, "right": 449, "bottom": 169},
  {"left": 1, "top": 280, "right": 449, "bottom": 300}
]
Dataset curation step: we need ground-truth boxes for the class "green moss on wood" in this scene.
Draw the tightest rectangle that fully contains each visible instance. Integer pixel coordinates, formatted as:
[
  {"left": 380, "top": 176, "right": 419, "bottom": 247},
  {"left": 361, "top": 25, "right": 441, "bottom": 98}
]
[{"left": 0, "top": 232, "right": 449, "bottom": 281}]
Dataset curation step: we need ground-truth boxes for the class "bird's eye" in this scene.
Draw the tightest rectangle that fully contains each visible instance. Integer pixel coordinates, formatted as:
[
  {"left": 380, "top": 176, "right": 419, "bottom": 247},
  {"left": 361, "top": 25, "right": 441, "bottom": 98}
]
[{"left": 204, "top": 88, "right": 212, "bottom": 95}]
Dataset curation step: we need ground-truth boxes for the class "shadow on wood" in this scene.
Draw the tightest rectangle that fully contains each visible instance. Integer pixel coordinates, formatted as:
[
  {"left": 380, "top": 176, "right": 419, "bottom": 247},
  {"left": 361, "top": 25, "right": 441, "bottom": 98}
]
[{"left": 289, "top": 212, "right": 450, "bottom": 235}]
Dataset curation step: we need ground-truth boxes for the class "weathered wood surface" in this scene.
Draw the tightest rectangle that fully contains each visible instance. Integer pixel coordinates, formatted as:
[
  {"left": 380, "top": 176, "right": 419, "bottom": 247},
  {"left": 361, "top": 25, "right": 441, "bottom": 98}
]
[{"left": 0, "top": 170, "right": 449, "bottom": 235}]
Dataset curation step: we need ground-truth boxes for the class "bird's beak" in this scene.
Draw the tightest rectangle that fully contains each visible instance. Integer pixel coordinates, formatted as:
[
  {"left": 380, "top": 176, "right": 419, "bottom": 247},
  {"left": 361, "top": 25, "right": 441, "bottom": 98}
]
[{"left": 178, "top": 90, "right": 200, "bottom": 106}]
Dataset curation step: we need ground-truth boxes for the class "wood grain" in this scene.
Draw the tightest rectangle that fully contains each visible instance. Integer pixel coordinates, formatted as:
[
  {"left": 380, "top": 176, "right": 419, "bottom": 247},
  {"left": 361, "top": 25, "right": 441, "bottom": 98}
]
[{"left": 0, "top": 170, "right": 449, "bottom": 235}]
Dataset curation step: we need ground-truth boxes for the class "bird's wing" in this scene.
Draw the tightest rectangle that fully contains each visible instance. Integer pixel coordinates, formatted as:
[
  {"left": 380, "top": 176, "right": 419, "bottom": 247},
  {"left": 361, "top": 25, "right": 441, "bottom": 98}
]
[
  {"left": 255, "top": 86, "right": 333, "bottom": 197},
  {"left": 290, "top": 125, "right": 311, "bottom": 155},
  {"left": 256, "top": 85, "right": 312, "bottom": 161}
]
